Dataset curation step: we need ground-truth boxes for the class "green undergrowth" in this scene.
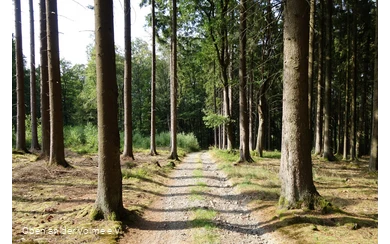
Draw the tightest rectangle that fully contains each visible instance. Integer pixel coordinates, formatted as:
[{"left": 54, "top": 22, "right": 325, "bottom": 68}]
[{"left": 13, "top": 123, "right": 200, "bottom": 155}]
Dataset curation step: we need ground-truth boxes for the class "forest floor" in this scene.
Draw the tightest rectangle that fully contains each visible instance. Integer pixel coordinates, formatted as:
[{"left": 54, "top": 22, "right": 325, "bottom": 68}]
[{"left": 12, "top": 149, "right": 378, "bottom": 244}]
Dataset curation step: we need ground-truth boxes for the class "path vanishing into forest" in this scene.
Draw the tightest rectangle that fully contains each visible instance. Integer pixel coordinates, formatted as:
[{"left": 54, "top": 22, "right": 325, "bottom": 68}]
[{"left": 119, "top": 151, "right": 278, "bottom": 244}]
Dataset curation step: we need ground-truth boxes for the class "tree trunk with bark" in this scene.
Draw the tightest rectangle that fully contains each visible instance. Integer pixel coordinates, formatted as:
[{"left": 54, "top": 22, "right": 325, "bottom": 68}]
[
  {"left": 248, "top": 57, "right": 254, "bottom": 151},
  {"left": 14, "top": 0, "right": 27, "bottom": 152},
  {"left": 369, "top": 6, "right": 378, "bottom": 172},
  {"left": 343, "top": 72, "right": 350, "bottom": 160},
  {"left": 314, "top": 0, "right": 324, "bottom": 156},
  {"left": 337, "top": 88, "right": 343, "bottom": 155},
  {"left": 238, "top": 0, "right": 253, "bottom": 163},
  {"left": 256, "top": 81, "right": 267, "bottom": 157},
  {"left": 46, "top": 0, "right": 68, "bottom": 167},
  {"left": 150, "top": 0, "right": 158, "bottom": 156},
  {"left": 92, "top": 0, "right": 125, "bottom": 220},
  {"left": 322, "top": 0, "right": 335, "bottom": 161},
  {"left": 314, "top": 28, "right": 324, "bottom": 155},
  {"left": 122, "top": 0, "right": 134, "bottom": 160},
  {"left": 279, "top": 0, "right": 319, "bottom": 209},
  {"left": 308, "top": 0, "right": 315, "bottom": 138},
  {"left": 29, "top": 0, "right": 40, "bottom": 151},
  {"left": 255, "top": 104, "right": 264, "bottom": 157},
  {"left": 168, "top": 0, "right": 179, "bottom": 160},
  {"left": 40, "top": 0, "right": 50, "bottom": 158},
  {"left": 358, "top": 36, "right": 370, "bottom": 157},
  {"left": 349, "top": 3, "right": 358, "bottom": 161}
]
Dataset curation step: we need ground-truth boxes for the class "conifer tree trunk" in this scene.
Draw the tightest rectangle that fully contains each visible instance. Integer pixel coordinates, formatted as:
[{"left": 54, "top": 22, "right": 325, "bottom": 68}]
[
  {"left": 150, "top": 0, "right": 158, "bottom": 156},
  {"left": 369, "top": 6, "right": 378, "bottom": 172},
  {"left": 29, "top": 0, "right": 40, "bottom": 151},
  {"left": 279, "top": 0, "right": 319, "bottom": 208},
  {"left": 168, "top": 0, "right": 178, "bottom": 160},
  {"left": 14, "top": 0, "right": 27, "bottom": 152},
  {"left": 322, "top": 0, "right": 335, "bottom": 161},
  {"left": 46, "top": 0, "right": 68, "bottom": 167},
  {"left": 308, "top": 0, "right": 315, "bottom": 136},
  {"left": 349, "top": 2, "right": 357, "bottom": 161},
  {"left": 256, "top": 82, "right": 266, "bottom": 157},
  {"left": 92, "top": 0, "right": 124, "bottom": 220},
  {"left": 358, "top": 37, "right": 370, "bottom": 156},
  {"left": 238, "top": 0, "right": 253, "bottom": 163},
  {"left": 40, "top": 0, "right": 50, "bottom": 158},
  {"left": 248, "top": 57, "right": 254, "bottom": 151},
  {"left": 122, "top": 0, "right": 134, "bottom": 159},
  {"left": 255, "top": 103, "right": 264, "bottom": 157},
  {"left": 213, "top": 61, "right": 218, "bottom": 148},
  {"left": 343, "top": 71, "right": 350, "bottom": 160},
  {"left": 314, "top": 0, "right": 324, "bottom": 156}
]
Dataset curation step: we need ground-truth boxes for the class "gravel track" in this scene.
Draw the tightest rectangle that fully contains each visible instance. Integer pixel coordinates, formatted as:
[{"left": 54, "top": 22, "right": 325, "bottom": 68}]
[{"left": 119, "top": 151, "right": 278, "bottom": 244}]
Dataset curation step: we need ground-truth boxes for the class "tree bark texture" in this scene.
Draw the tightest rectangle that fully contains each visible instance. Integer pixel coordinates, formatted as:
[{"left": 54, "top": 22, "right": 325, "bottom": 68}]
[
  {"left": 279, "top": 0, "right": 318, "bottom": 209},
  {"left": 314, "top": 0, "right": 324, "bottom": 156},
  {"left": 369, "top": 6, "right": 378, "bottom": 171},
  {"left": 46, "top": 0, "right": 68, "bottom": 167},
  {"left": 322, "top": 0, "right": 335, "bottom": 161},
  {"left": 93, "top": 0, "right": 124, "bottom": 220},
  {"left": 14, "top": 0, "right": 27, "bottom": 152},
  {"left": 29, "top": 0, "right": 40, "bottom": 151},
  {"left": 150, "top": 0, "right": 158, "bottom": 156},
  {"left": 238, "top": 0, "right": 252, "bottom": 163},
  {"left": 123, "top": 0, "right": 134, "bottom": 159},
  {"left": 308, "top": 0, "right": 315, "bottom": 134},
  {"left": 169, "top": 0, "right": 179, "bottom": 160},
  {"left": 40, "top": 0, "right": 50, "bottom": 158}
]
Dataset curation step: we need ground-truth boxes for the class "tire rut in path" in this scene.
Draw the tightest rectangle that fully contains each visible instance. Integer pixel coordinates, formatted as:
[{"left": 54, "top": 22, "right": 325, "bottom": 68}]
[{"left": 119, "top": 151, "right": 276, "bottom": 244}]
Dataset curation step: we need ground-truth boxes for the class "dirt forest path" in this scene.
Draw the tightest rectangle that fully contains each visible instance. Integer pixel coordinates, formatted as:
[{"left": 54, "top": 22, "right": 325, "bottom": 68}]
[{"left": 119, "top": 151, "right": 277, "bottom": 244}]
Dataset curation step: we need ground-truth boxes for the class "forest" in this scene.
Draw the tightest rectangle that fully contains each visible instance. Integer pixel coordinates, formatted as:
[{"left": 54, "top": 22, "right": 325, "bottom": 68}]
[{"left": 12, "top": 0, "right": 378, "bottom": 243}]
